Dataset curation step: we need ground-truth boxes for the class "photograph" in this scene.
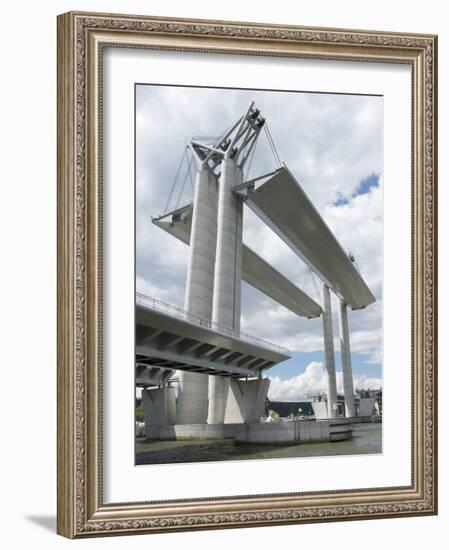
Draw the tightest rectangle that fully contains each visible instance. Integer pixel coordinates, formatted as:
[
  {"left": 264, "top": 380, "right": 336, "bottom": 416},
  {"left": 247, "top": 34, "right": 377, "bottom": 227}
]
[{"left": 134, "top": 83, "right": 383, "bottom": 466}]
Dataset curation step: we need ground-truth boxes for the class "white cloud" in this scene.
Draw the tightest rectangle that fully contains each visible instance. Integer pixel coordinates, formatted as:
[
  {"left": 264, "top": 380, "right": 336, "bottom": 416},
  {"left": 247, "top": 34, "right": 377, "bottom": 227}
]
[{"left": 268, "top": 362, "right": 382, "bottom": 401}]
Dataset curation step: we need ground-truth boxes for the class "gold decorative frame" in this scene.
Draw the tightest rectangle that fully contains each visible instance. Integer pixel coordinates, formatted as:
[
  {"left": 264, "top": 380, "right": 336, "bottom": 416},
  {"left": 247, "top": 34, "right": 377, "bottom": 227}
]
[{"left": 57, "top": 11, "right": 438, "bottom": 538}]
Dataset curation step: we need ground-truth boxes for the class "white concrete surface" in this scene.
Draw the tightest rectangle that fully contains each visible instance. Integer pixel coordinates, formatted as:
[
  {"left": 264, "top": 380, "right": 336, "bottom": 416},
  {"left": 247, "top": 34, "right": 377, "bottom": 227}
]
[
  {"left": 312, "top": 401, "right": 330, "bottom": 420},
  {"left": 338, "top": 299, "right": 356, "bottom": 417},
  {"left": 146, "top": 423, "right": 238, "bottom": 440},
  {"left": 142, "top": 388, "right": 176, "bottom": 432},
  {"left": 321, "top": 284, "right": 338, "bottom": 418},
  {"left": 224, "top": 378, "right": 270, "bottom": 424},
  {"left": 145, "top": 418, "right": 352, "bottom": 443},
  {"left": 235, "top": 420, "right": 335, "bottom": 443},
  {"left": 208, "top": 157, "right": 244, "bottom": 424},
  {"left": 177, "top": 166, "right": 218, "bottom": 424}
]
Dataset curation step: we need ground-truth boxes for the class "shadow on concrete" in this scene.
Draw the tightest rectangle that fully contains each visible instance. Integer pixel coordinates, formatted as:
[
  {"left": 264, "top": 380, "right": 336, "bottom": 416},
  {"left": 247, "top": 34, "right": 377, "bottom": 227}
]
[{"left": 25, "top": 515, "right": 56, "bottom": 533}]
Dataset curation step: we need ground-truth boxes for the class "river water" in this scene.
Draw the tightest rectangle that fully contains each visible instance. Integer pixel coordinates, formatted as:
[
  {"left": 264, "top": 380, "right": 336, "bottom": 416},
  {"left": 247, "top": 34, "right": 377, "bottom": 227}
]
[{"left": 136, "top": 423, "right": 382, "bottom": 465}]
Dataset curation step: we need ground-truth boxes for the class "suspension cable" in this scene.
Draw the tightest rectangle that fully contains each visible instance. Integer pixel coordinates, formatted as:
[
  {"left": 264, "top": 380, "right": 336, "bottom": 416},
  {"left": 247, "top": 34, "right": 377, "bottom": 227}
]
[
  {"left": 263, "top": 122, "right": 282, "bottom": 168},
  {"left": 303, "top": 267, "right": 310, "bottom": 293},
  {"left": 263, "top": 125, "right": 277, "bottom": 167},
  {"left": 310, "top": 270, "right": 321, "bottom": 302},
  {"left": 164, "top": 146, "right": 187, "bottom": 213},
  {"left": 175, "top": 152, "right": 194, "bottom": 209},
  {"left": 269, "top": 126, "right": 282, "bottom": 167},
  {"left": 186, "top": 148, "right": 195, "bottom": 193},
  {"left": 245, "top": 132, "right": 259, "bottom": 180}
]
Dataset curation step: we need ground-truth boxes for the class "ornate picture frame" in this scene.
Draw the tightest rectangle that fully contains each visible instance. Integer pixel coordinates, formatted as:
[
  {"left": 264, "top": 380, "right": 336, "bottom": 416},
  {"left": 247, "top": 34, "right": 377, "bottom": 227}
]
[{"left": 57, "top": 11, "right": 437, "bottom": 538}]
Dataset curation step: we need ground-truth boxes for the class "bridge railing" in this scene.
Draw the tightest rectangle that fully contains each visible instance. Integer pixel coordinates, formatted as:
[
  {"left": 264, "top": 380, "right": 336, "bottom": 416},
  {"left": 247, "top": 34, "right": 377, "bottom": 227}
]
[{"left": 136, "top": 292, "right": 289, "bottom": 355}]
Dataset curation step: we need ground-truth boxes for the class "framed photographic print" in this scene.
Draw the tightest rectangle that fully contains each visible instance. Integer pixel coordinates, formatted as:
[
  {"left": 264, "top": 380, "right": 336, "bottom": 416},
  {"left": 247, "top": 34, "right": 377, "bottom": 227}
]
[{"left": 57, "top": 11, "right": 438, "bottom": 538}]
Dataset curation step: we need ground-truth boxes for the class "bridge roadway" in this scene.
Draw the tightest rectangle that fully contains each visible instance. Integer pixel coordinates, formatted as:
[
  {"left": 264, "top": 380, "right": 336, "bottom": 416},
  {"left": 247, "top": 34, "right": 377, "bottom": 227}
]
[
  {"left": 152, "top": 206, "right": 322, "bottom": 319},
  {"left": 136, "top": 293, "right": 290, "bottom": 379},
  {"left": 234, "top": 166, "right": 375, "bottom": 310}
]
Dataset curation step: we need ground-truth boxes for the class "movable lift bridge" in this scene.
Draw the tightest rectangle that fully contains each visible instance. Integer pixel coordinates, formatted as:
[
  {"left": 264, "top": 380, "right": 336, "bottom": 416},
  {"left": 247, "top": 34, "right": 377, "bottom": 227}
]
[{"left": 138, "top": 102, "right": 375, "bottom": 428}]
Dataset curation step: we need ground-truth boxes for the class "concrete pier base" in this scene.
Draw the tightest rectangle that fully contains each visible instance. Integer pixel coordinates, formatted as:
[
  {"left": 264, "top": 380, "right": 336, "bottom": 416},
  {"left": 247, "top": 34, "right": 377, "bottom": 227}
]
[
  {"left": 175, "top": 374, "right": 209, "bottom": 425},
  {"left": 235, "top": 418, "right": 351, "bottom": 443},
  {"left": 142, "top": 388, "right": 176, "bottom": 436},
  {"left": 144, "top": 418, "right": 352, "bottom": 443},
  {"left": 208, "top": 377, "right": 230, "bottom": 424},
  {"left": 224, "top": 378, "right": 270, "bottom": 424}
]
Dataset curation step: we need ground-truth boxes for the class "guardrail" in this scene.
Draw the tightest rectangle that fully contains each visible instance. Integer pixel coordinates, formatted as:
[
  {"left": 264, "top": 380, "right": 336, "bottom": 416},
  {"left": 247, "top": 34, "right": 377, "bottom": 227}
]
[{"left": 136, "top": 292, "right": 289, "bottom": 355}]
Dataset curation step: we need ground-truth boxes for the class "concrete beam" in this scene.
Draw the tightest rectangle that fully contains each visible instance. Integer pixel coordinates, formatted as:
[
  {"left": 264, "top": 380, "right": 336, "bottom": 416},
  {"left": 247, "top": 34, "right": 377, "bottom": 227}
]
[
  {"left": 194, "top": 343, "right": 216, "bottom": 358},
  {"left": 176, "top": 339, "right": 204, "bottom": 354},
  {"left": 136, "top": 345, "right": 264, "bottom": 379},
  {"left": 155, "top": 333, "right": 184, "bottom": 351},
  {"left": 136, "top": 326, "right": 163, "bottom": 346},
  {"left": 224, "top": 352, "right": 242, "bottom": 364},
  {"left": 237, "top": 355, "right": 256, "bottom": 367},
  {"left": 209, "top": 348, "right": 232, "bottom": 361}
]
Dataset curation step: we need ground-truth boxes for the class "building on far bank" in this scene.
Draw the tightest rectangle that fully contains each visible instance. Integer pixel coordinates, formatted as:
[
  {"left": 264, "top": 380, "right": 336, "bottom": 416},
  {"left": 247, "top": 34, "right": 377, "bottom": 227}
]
[{"left": 266, "top": 400, "right": 315, "bottom": 419}]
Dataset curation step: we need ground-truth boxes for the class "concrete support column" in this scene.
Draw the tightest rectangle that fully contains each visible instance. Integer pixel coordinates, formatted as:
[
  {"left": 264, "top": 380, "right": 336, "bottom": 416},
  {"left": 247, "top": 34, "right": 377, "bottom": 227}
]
[
  {"left": 176, "top": 166, "right": 218, "bottom": 424},
  {"left": 224, "top": 378, "right": 270, "bottom": 424},
  {"left": 338, "top": 299, "right": 356, "bottom": 417},
  {"left": 208, "top": 157, "right": 243, "bottom": 424},
  {"left": 321, "top": 284, "right": 338, "bottom": 418},
  {"left": 142, "top": 387, "right": 176, "bottom": 436}
]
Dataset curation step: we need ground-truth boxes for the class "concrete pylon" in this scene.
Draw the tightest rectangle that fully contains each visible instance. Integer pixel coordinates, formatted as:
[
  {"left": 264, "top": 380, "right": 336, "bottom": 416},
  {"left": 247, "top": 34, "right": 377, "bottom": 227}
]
[
  {"left": 321, "top": 284, "right": 338, "bottom": 418},
  {"left": 142, "top": 388, "right": 176, "bottom": 433},
  {"left": 338, "top": 299, "right": 356, "bottom": 417},
  {"left": 224, "top": 378, "right": 270, "bottom": 424},
  {"left": 176, "top": 165, "right": 218, "bottom": 424},
  {"left": 208, "top": 157, "right": 243, "bottom": 424}
]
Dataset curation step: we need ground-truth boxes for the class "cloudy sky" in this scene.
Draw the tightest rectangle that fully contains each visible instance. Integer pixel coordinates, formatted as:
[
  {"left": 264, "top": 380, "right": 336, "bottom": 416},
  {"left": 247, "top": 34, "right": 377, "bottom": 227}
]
[{"left": 135, "top": 84, "right": 383, "bottom": 401}]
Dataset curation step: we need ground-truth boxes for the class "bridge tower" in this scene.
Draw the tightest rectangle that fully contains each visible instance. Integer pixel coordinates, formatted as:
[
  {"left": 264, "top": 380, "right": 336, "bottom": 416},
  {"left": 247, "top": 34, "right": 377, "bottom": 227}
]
[
  {"left": 176, "top": 103, "right": 265, "bottom": 424},
  {"left": 208, "top": 103, "right": 265, "bottom": 424}
]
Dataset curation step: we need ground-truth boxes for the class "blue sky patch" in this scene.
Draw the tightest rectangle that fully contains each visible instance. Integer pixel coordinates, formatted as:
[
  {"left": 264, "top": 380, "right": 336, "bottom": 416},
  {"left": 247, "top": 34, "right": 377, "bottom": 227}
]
[
  {"left": 333, "top": 173, "right": 380, "bottom": 207},
  {"left": 268, "top": 350, "right": 381, "bottom": 382},
  {"left": 355, "top": 173, "right": 380, "bottom": 196},
  {"left": 334, "top": 195, "right": 350, "bottom": 207}
]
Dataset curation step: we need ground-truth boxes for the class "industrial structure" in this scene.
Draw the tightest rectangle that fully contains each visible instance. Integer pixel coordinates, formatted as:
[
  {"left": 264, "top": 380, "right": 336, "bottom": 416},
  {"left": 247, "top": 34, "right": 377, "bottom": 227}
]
[{"left": 136, "top": 102, "right": 375, "bottom": 443}]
